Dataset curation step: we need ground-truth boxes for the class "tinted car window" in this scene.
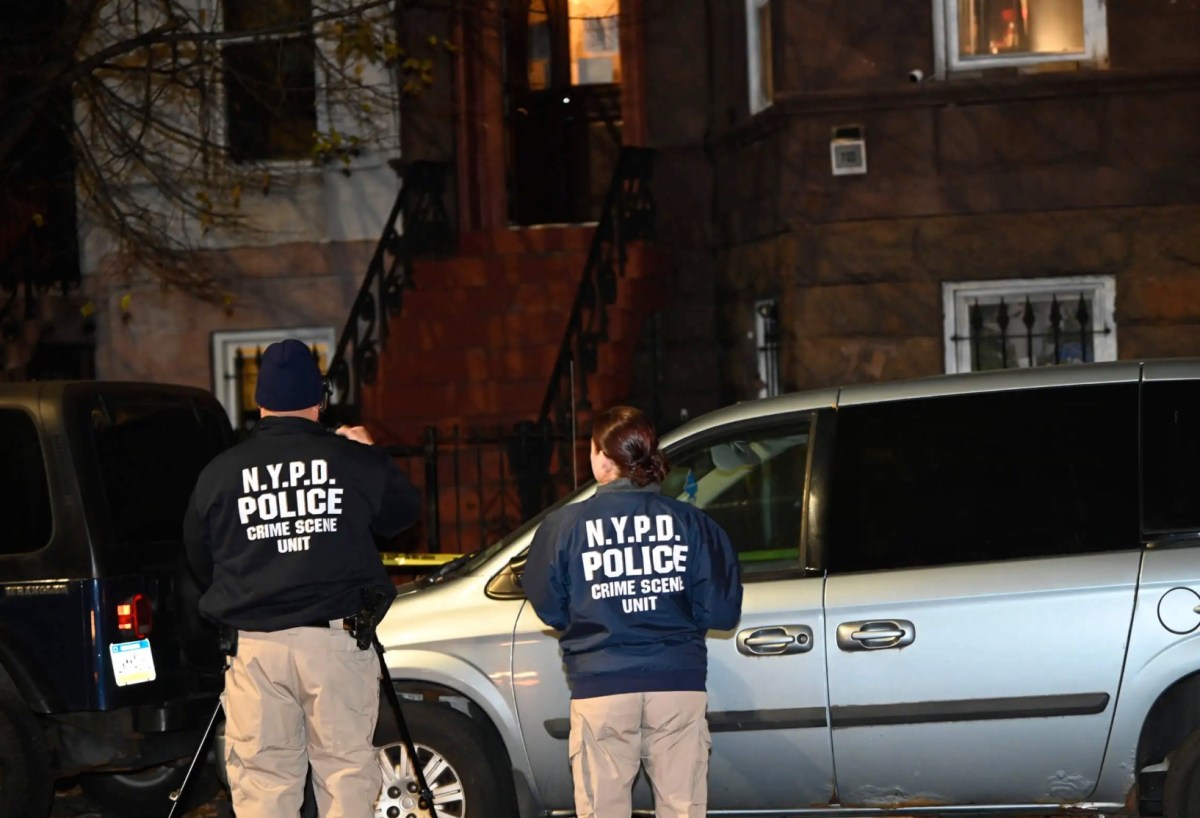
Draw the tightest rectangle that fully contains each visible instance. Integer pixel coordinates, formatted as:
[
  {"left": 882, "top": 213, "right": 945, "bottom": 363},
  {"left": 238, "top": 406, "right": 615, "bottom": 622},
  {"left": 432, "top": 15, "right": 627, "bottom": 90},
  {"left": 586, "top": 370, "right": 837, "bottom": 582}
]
[
  {"left": 1143, "top": 379, "right": 1200, "bottom": 534},
  {"left": 828, "top": 384, "right": 1138, "bottom": 573},
  {"left": 0, "top": 409, "right": 52, "bottom": 555},
  {"left": 660, "top": 419, "right": 810, "bottom": 576},
  {"left": 90, "top": 397, "right": 228, "bottom": 567}
]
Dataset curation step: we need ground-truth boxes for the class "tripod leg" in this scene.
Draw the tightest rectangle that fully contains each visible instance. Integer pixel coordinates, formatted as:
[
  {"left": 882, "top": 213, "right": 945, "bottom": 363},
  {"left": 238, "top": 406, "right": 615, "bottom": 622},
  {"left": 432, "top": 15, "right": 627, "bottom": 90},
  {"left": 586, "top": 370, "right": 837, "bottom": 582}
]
[
  {"left": 372, "top": 637, "right": 439, "bottom": 818},
  {"left": 166, "top": 698, "right": 223, "bottom": 818}
]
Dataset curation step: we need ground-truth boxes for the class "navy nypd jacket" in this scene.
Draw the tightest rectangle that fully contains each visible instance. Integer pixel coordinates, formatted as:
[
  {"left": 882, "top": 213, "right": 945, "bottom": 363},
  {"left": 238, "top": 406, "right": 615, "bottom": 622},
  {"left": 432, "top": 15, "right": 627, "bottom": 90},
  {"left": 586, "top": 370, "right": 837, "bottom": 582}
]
[
  {"left": 183, "top": 416, "right": 420, "bottom": 631},
  {"left": 524, "top": 478, "right": 743, "bottom": 699}
]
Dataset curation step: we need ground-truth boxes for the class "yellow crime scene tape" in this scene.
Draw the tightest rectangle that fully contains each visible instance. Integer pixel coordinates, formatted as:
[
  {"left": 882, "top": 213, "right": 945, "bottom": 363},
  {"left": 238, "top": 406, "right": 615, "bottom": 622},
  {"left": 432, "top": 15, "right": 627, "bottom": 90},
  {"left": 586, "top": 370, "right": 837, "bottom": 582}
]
[{"left": 379, "top": 552, "right": 462, "bottom": 570}]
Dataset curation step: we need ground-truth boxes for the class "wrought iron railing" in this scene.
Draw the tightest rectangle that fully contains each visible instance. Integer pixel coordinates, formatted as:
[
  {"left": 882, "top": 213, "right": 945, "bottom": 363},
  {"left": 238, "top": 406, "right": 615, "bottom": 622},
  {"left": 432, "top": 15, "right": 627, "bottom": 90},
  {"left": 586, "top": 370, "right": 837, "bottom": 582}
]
[
  {"left": 384, "top": 421, "right": 556, "bottom": 555},
  {"left": 325, "top": 159, "right": 451, "bottom": 424},
  {"left": 315, "top": 150, "right": 656, "bottom": 554},
  {"left": 535, "top": 146, "right": 656, "bottom": 494}
]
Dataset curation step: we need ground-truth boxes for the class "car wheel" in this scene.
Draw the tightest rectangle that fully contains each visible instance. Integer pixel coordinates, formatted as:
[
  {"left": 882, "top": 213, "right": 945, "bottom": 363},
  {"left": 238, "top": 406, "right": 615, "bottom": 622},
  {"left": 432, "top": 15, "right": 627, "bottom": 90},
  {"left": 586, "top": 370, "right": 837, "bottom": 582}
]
[
  {"left": 1165, "top": 728, "right": 1200, "bottom": 817},
  {"left": 0, "top": 697, "right": 52, "bottom": 818},
  {"left": 79, "top": 759, "right": 218, "bottom": 818},
  {"left": 375, "top": 700, "right": 513, "bottom": 818}
]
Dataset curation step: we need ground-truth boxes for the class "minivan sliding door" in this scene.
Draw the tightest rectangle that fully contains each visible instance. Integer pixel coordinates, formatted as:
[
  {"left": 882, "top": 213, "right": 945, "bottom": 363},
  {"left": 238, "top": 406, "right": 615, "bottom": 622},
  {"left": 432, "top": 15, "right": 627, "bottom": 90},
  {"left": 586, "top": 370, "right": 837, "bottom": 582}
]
[{"left": 822, "top": 383, "right": 1140, "bottom": 807}]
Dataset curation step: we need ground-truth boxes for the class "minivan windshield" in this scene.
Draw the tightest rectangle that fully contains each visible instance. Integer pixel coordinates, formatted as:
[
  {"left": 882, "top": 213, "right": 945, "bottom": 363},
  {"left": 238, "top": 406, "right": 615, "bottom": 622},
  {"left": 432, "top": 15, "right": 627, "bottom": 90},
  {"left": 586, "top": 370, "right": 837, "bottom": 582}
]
[{"left": 421, "top": 424, "right": 808, "bottom": 585}]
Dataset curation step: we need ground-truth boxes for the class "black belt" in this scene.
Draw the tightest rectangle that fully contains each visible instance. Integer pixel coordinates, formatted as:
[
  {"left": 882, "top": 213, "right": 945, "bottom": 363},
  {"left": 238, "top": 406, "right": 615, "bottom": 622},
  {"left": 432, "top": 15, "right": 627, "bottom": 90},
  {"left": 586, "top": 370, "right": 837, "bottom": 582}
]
[{"left": 301, "top": 617, "right": 356, "bottom": 629}]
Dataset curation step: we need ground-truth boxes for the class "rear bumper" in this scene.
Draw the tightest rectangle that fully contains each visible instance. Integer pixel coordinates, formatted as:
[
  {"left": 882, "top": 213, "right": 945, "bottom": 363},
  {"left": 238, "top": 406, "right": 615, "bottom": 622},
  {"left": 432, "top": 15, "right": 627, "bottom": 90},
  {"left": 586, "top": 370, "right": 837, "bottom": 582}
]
[
  {"left": 47, "top": 693, "right": 220, "bottom": 777},
  {"left": 134, "top": 694, "right": 219, "bottom": 733}
]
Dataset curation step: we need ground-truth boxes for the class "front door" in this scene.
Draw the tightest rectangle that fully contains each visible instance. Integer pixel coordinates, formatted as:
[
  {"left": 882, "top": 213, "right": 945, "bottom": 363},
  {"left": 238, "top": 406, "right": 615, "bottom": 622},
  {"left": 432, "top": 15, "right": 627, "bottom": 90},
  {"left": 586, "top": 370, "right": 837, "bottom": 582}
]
[{"left": 506, "top": 0, "right": 623, "bottom": 225}]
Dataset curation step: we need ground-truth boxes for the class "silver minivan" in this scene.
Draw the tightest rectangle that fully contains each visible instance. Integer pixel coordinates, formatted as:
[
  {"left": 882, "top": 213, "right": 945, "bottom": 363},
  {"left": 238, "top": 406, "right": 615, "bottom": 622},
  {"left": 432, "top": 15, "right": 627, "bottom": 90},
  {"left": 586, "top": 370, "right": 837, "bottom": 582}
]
[{"left": 373, "top": 360, "right": 1200, "bottom": 818}]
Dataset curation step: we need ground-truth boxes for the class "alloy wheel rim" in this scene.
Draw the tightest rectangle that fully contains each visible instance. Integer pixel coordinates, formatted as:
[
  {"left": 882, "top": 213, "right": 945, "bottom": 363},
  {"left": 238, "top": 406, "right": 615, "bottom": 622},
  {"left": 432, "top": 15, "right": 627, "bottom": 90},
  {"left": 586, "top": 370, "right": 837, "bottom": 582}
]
[{"left": 374, "top": 740, "right": 465, "bottom": 818}]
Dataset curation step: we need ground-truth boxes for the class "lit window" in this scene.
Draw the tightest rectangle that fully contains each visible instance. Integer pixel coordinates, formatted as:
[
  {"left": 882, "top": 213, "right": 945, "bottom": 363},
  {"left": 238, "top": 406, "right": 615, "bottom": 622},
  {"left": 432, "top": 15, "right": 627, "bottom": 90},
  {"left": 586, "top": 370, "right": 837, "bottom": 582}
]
[
  {"left": 746, "top": 0, "right": 774, "bottom": 113},
  {"left": 568, "top": 0, "right": 620, "bottom": 85},
  {"left": 942, "top": 276, "right": 1117, "bottom": 374},
  {"left": 934, "top": 0, "right": 1108, "bottom": 76},
  {"left": 222, "top": 0, "right": 317, "bottom": 163},
  {"left": 527, "top": 0, "right": 552, "bottom": 90}
]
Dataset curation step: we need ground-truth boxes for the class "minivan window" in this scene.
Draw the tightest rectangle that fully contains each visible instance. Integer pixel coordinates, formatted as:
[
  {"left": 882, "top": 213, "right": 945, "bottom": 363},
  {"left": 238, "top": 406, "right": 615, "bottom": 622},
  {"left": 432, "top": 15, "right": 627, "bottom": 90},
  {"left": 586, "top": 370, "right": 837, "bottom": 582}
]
[
  {"left": 0, "top": 409, "right": 52, "bottom": 555},
  {"left": 90, "top": 398, "right": 228, "bottom": 567},
  {"left": 1143, "top": 379, "right": 1200, "bottom": 534},
  {"left": 660, "top": 419, "right": 811, "bottom": 576},
  {"left": 828, "top": 384, "right": 1138, "bottom": 573}
]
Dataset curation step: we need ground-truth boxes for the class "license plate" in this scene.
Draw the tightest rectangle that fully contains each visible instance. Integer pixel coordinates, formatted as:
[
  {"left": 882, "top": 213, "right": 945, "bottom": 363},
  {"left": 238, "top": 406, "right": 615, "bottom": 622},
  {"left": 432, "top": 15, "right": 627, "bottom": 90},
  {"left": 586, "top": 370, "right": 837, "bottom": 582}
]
[{"left": 109, "top": 638, "right": 157, "bottom": 686}]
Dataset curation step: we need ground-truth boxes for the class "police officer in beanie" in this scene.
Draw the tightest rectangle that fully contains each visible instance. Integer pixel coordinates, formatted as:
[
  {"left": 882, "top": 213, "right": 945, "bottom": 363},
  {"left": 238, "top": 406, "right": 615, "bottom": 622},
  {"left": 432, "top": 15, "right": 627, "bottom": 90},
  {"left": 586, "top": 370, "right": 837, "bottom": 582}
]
[{"left": 184, "top": 338, "right": 420, "bottom": 818}]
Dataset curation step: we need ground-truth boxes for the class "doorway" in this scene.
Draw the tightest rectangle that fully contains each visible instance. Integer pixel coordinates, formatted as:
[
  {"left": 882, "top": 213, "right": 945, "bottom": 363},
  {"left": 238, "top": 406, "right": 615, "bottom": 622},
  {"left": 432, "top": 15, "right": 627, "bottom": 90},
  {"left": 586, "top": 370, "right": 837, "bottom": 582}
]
[{"left": 506, "top": 0, "right": 623, "bottom": 225}]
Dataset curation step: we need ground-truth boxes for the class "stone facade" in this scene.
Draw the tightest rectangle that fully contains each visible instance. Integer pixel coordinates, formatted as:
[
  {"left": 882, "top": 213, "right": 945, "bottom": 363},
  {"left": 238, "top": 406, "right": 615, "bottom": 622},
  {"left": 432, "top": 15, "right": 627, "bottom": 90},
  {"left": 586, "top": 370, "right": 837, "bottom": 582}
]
[
  {"left": 89, "top": 240, "right": 374, "bottom": 391},
  {"left": 710, "top": 203, "right": 1200, "bottom": 392},
  {"left": 636, "top": 0, "right": 1200, "bottom": 400}
]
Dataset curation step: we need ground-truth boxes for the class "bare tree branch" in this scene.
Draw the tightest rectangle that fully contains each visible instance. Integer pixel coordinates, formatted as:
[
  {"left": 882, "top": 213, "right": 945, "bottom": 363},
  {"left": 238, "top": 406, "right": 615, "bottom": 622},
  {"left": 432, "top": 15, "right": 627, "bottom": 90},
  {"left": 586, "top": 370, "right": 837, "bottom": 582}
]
[{"left": 1, "top": 0, "right": 451, "bottom": 303}]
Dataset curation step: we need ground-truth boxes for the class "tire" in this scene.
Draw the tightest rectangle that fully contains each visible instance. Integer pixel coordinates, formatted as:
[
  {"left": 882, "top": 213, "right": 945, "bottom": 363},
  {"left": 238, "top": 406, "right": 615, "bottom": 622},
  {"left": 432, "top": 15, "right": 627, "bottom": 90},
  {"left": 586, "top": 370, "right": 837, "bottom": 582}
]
[
  {"left": 0, "top": 697, "right": 52, "bottom": 818},
  {"left": 79, "top": 758, "right": 219, "bottom": 818},
  {"left": 375, "top": 699, "right": 514, "bottom": 818},
  {"left": 1165, "top": 728, "right": 1200, "bottom": 817}
]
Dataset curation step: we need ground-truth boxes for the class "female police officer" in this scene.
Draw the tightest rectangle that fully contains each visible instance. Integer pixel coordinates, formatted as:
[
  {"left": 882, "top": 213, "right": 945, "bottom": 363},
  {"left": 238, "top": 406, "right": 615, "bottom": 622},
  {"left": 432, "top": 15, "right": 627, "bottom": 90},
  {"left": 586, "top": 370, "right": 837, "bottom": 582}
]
[{"left": 524, "top": 405, "right": 743, "bottom": 818}]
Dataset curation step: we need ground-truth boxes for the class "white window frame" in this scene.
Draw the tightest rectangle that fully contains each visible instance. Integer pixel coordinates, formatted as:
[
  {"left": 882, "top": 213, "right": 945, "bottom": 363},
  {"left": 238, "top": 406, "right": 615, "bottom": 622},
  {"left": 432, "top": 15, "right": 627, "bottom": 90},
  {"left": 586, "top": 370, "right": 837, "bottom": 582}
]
[
  {"left": 209, "top": 0, "right": 399, "bottom": 172},
  {"left": 932, "top": 0, "right": 1109, "bottom": 79},
  {"left": 211, "top": 326, "right": 336, "bottom": 429},
  {"left": 746, "top": 0, "right": 773, "bottom": 114},
  {"left": 942, "top": 275, "right": 1117, "bottom": 374},
  {"left": 214, "top": 0, "right": 323, "bottom": 170}
]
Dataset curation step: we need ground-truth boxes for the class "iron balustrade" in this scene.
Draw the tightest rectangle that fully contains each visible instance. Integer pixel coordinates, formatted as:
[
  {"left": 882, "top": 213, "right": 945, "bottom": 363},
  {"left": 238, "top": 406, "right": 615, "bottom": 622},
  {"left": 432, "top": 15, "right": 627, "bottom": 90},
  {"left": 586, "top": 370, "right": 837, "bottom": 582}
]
[
  {"left": 312, "top": 150, "right": 656, "bottom": 554},
  {"left": 384, "top": 422, "right": 561, "bottom": 555},
  {"left": 536, "top": 146, "right": 656, "bottom": 496},
  {"left": 324, "top": 160, "right": 451, "bottom": 425}
]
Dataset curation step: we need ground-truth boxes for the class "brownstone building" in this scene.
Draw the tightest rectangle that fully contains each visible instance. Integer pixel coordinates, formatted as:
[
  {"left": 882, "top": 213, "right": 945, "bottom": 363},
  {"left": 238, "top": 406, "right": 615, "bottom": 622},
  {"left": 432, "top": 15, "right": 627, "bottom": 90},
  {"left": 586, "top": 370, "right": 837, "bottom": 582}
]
[
  {"left": 397, "top": 0, "right": 1200, "bottom": 432},
  {"left": 15, "top": 1, "right": 1192, "bottom": 553}
]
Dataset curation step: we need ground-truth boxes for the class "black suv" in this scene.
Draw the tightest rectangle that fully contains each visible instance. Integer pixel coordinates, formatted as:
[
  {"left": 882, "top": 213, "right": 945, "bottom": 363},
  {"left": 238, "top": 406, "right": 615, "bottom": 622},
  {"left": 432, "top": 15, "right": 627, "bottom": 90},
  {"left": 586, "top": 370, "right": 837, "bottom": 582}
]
[{"left": 0, "top": 381, "right": 233, "bottom": 816}]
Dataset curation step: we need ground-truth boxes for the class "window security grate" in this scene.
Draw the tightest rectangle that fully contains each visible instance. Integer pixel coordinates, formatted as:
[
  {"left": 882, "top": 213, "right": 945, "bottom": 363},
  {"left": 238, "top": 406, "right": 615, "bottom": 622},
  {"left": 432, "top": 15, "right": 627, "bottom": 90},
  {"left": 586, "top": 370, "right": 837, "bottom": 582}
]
[{"left": 950, "top": 292, "right": 1113, "bottom": 372}]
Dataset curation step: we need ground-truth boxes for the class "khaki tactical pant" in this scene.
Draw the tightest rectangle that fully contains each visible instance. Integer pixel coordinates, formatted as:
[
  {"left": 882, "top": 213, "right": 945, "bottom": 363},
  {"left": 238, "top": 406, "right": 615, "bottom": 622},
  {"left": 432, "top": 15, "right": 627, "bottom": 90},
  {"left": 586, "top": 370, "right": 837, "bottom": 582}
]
[
  {"left": 569, "top": 691, "right": 710, "bottom": 818},
  {"left": 222, "top": 624, "right": 381, "bottom": 818}
]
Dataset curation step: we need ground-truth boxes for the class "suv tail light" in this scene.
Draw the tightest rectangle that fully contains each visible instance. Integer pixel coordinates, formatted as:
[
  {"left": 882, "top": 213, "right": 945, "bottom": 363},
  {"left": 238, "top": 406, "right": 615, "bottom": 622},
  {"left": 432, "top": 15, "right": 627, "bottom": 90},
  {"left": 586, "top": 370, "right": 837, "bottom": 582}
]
[{"left": 117, "top": 594, "right": 153, "bottom": 638}]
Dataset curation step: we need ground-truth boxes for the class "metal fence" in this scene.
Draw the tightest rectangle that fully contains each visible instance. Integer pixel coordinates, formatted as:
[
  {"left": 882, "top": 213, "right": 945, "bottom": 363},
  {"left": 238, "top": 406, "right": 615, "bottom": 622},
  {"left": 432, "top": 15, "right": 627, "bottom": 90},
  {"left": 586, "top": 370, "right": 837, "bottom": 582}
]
[{"left": 385, "top": 422, "right": 570, "bottom": 556}]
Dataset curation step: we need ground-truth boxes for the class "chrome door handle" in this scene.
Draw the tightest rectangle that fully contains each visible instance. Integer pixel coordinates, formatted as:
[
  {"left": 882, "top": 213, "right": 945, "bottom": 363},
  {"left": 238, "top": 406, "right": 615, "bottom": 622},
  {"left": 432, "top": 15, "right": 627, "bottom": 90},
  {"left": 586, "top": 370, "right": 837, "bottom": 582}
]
[
  {"left": 736, "top": 625, "right": 813, "bottom": 656},
  {"left": 836, "top": 619, "right": 916, "bottom": 651}
]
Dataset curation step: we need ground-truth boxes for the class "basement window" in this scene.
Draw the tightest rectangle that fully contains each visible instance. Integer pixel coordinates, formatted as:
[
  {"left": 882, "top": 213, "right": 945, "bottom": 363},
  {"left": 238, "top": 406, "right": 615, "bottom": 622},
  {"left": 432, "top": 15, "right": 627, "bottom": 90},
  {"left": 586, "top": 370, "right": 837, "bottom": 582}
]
[{"left": 942, "top": 276, "right": 1117, "bottom": 374}]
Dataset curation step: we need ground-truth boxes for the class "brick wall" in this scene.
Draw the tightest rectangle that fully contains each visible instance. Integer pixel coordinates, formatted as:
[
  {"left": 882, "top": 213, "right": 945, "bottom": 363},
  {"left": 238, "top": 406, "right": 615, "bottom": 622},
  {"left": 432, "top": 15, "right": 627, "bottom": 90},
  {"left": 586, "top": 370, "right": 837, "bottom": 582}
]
[{"left": 360, "top": 225, "right": 671, "bottom": 553}]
